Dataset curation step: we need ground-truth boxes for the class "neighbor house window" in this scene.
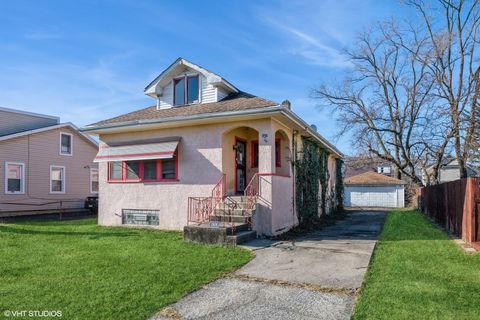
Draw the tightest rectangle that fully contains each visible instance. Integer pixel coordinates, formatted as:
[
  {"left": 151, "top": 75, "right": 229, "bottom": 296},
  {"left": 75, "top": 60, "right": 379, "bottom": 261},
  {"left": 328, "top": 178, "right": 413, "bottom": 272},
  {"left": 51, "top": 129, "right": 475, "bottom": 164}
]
[
  {"left": 378, "top": 166, "right": 391, "bottom": 174},
  {"left": 173, "top": 75, "right": 199, "bottom": 105},
  {"left": 90, "top": 168, "right": 99, "bottom": 193},
  {"left": 108, "top": 151, "right": 178, "bottom": 182},
  {"left": 5, "top": 162, "right": 25, "bottom": 194},
  {"left": 251, "top": 140, "right": 281, "bottom": 168},
  {"left": 50, "top": 166, "right": 65, "bottom": 193},
  {"left": 60, "top": 133, "right": 72, "bottom": 155}
]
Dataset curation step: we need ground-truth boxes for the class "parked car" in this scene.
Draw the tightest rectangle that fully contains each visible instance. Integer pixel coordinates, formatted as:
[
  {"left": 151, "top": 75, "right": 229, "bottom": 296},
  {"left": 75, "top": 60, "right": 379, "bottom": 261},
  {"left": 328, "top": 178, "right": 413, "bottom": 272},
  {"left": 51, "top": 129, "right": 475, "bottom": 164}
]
[{"left": 84, "top": 196, "right": 98, "bottom": 214}]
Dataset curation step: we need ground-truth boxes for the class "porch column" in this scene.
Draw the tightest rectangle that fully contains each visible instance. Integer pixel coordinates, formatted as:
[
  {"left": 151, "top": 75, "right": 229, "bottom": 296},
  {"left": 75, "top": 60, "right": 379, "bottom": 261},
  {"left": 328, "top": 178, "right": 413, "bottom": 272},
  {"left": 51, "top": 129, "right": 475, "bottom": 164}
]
[
  {"left": 254, "top": 125, "right": 274, "bottom": 236},
  {"left": 258, "top": 126, "right": 276, "bottom": 174}
]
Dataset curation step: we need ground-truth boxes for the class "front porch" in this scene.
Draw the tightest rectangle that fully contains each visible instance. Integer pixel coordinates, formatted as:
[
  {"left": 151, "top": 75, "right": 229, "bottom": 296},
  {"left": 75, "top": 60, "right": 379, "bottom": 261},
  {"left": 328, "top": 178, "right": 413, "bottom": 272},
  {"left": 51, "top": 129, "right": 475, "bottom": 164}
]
[
  {"left": 185, "top": 124, "right": 294, "bottom": 245},
  {"left": 221, "top": 125, "right": 292, "bottom": 195}
]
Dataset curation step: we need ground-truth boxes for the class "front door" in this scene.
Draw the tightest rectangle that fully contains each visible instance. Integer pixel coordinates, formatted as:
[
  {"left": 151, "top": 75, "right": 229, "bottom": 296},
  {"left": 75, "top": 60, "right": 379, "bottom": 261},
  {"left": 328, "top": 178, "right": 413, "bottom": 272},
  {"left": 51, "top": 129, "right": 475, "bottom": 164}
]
[{"left": 235, "top": 138, "right": 247, "bottom": 194}]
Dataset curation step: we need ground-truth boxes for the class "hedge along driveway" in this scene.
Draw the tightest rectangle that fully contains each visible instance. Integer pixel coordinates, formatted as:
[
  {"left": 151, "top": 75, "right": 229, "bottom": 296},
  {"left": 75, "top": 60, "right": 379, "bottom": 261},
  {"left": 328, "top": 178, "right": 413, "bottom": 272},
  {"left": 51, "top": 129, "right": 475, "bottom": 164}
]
[
  {"left": 0, "top": 219, "right": 252, "bottom": 320},
  {"left": 353, "top": 210, "right": 480, "bottom": 319}
]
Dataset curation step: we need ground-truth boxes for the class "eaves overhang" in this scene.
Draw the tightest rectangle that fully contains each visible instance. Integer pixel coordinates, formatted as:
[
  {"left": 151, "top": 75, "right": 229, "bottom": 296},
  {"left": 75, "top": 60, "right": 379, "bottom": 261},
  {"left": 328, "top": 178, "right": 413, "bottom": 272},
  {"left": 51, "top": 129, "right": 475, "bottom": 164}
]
[{"left": 81, "top": 106, "right": 343, "bottom": 158}]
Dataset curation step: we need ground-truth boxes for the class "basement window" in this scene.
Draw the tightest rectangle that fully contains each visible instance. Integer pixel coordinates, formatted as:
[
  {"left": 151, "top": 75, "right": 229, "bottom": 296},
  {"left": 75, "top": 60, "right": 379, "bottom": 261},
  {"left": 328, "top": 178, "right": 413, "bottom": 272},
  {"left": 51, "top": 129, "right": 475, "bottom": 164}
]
[{"left": 122, "top": 209, "right": 159, "bottom": 226}]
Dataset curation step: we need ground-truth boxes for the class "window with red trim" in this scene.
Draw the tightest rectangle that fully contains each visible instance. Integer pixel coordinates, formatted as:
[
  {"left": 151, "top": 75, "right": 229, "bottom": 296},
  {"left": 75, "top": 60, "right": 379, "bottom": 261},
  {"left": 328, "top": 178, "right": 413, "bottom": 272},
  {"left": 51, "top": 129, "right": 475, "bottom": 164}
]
[
  {"left": 252, "top": 141, "right": 259, "bottom": 168},
  {"left": 108, "top": 152, "right": 178, "bottom": 182},
  {"left": 275, "top": 139, "right": 281, "bottom": 167},
  {"left": 109, "top": 162, "right": 123, "bottom": 181},
  {"left": 251, "top": 140, "right": 281, "bottom": 168}
]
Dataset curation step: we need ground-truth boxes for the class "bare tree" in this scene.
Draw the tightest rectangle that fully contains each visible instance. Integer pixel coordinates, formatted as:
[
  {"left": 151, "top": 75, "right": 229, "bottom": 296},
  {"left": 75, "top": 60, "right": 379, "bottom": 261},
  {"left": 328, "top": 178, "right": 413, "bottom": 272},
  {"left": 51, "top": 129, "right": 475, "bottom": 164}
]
[
  {"left": 313, "top": 20, "right": 445, "bottom": 185},
  {"left": 409, "top": 0, "right": 480, "bottom": 178},
  {"left": 314, "top": 0, "right": 480, "bottom": 184}
]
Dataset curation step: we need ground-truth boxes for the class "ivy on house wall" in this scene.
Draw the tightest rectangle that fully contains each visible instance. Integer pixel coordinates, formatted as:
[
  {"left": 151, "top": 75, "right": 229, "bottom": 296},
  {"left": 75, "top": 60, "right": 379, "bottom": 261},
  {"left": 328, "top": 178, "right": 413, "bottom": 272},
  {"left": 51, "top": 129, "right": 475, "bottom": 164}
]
[
  {"left": 294, "top": 137, "right": 330, "bottom": 226},
  {"left": 318, "top": 147, "right": 329, "bottom": 215},
  {"left": 335, "top": 158, "right": 344, "bottom": 210}
]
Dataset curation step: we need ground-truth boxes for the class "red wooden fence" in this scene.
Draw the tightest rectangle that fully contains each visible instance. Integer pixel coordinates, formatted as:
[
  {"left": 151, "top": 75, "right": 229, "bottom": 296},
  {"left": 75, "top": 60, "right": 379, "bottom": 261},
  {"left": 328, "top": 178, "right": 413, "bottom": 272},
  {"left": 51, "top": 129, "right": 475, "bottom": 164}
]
[{"left": 419, "top": 178, "right": 480, "bottom": 248}]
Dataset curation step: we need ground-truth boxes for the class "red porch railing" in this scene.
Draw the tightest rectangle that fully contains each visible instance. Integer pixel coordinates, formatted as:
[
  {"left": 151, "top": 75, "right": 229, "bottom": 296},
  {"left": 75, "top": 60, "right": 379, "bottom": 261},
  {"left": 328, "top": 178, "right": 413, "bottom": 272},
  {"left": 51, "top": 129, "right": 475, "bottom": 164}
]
[
  {"left": 244, "top": 173, "right": 259, "bottom": 211},
  {"left": 187, "top": 197, "right": 213, "bottom": 224},
  {"left": 211, "top": 173, "right": 226, "bottom": 210},
  {"left": 187, "top": 174, "right": 226, "bottom": 225}
]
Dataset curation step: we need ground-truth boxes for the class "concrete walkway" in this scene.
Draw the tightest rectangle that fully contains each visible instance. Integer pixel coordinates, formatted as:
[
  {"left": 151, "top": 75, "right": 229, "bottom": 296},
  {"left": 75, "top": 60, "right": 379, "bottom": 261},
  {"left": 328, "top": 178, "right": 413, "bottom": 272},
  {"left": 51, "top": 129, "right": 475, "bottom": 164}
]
[{"left": 152, "top": 211, "right": 386, "bottom": 320}]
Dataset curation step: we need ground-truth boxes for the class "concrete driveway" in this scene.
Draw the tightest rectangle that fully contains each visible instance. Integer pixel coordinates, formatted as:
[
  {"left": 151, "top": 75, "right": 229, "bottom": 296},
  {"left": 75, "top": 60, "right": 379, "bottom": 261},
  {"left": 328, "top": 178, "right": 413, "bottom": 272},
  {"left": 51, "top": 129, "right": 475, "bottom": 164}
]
[{"left": 152, "top": 210, "right": 386, "bottom": 320}]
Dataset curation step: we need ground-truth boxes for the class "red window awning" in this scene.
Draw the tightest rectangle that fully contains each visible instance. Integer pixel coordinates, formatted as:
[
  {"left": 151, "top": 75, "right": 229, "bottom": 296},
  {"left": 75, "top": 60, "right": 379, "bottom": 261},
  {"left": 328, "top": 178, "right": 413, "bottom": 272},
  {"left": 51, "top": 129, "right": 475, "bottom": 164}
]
[{"left": 94, "top": 140, "right": 179, "bottom": 163}]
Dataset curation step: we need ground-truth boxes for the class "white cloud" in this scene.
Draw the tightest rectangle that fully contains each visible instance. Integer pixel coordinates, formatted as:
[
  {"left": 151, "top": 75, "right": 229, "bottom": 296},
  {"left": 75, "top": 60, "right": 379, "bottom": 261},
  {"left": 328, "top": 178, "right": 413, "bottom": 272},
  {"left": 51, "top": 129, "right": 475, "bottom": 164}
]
[
  {"left": 252, "top": 0, "right": 384, "bottom": 69},
  {"left": 266, "top": 20, "right": 351, "bottom": 68}
]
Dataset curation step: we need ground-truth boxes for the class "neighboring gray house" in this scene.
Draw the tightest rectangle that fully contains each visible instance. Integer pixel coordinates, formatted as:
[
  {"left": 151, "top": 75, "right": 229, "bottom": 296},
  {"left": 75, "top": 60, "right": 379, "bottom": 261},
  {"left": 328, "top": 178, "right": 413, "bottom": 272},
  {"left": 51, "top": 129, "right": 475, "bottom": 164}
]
[
  {"left": 0, "top": 107, "right": 98, "bottom": 214},
  {"left": 0, "top": 106, "right": 59, "bottom": 136},
  {"left": 423, "top": 157, "right": 479, "bottom": 185}
]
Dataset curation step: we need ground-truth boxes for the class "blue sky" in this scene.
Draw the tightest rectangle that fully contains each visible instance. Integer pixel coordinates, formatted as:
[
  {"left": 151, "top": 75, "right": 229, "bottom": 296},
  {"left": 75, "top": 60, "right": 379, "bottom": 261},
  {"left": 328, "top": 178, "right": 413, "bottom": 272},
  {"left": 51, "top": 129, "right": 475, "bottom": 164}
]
[{"left": 0, "top": 0, "right": 412, "bottom": 155}]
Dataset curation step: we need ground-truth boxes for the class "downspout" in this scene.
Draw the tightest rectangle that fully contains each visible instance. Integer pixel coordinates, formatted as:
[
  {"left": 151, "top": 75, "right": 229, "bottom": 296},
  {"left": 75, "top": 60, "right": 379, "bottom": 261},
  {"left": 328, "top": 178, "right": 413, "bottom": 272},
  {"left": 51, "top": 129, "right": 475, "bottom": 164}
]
[{"left": 292, "top": 129, "right": 298, "bottom": 226}]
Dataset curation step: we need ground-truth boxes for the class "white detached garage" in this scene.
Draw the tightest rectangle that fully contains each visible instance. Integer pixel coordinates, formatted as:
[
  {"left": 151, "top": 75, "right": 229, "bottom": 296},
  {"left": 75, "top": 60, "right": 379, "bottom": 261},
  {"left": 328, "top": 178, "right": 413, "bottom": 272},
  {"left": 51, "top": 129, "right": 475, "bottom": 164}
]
[{"left": 344, "top": 171, "right": 405, "bottom": 208}]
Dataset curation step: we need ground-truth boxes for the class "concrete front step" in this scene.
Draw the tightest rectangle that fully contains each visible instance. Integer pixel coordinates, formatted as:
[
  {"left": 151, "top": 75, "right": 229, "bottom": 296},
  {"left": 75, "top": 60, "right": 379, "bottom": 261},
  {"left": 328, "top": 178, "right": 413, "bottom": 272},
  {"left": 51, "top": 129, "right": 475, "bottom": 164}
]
[
  {"left": 226, "top": 196, "right": 247, "bottom": 202},
  {"left": 211, "top": 214, "right": 251, "bottom": 223},
  {"left": 215, "top": 222, "right": 249, "bottom": 234},
  {"left": 217, "top": 203, "right": 255, "bottom": 211},
  {"left": 184, "top": 222, "right": 255, "bottom": 245},
  {"left": 226, "top": 230, "right": 257, "bottom": 245},
  {"left": 214, "top": 208, "right": 253, "bottom": 216}
]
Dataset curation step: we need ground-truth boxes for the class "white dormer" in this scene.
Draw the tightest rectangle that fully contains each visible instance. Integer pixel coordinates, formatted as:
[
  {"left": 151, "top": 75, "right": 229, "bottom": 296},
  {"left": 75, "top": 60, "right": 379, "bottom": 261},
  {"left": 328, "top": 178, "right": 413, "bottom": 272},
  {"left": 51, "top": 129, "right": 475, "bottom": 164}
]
[{"left": 144, "top": 58, "right": 239, "bottom": 110}]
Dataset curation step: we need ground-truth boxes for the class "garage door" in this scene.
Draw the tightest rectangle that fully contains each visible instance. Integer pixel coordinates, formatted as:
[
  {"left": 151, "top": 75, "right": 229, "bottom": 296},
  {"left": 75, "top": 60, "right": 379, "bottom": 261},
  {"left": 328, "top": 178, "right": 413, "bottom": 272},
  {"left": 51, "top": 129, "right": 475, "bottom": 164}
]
[{"left": 344, "top": 185, "right": 403, "bottom": 208}]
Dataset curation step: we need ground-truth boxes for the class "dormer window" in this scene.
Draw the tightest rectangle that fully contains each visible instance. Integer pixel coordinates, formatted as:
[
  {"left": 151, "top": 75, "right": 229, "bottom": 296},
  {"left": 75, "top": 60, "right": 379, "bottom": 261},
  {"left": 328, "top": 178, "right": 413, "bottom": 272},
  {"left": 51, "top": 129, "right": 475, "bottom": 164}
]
[{"left": 173, "top": 75, "right": 199, "bottom": 106}]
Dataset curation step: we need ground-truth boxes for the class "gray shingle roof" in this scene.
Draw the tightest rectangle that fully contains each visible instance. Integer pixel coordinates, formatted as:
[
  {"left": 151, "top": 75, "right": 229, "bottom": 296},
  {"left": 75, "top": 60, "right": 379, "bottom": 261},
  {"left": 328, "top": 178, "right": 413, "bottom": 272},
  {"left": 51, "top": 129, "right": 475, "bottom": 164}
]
[
  {"left": 89, "top": 92, "right": 277, "bottom": 127},
  {"left": 344, "top": 171, "right": 406, "bottom": 185}
]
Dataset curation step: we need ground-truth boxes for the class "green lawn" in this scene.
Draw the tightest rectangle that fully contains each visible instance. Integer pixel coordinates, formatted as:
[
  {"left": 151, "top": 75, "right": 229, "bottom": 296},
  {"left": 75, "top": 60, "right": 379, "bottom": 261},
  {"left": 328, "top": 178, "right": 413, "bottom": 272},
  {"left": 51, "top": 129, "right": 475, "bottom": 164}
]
[
  {"left": 0, "top": 219, "right": 251, "bottom": 320},
  {"left": 354, "top": 210, "right": 480, "bottom": 319}
]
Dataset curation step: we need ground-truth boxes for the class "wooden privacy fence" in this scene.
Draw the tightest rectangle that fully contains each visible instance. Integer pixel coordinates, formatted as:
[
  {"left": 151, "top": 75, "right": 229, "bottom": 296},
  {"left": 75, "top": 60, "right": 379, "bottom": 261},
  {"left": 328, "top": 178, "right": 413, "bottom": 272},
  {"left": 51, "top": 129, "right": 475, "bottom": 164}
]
[{"left": 419, "top": 178, "right": 480, "bottom": 246}]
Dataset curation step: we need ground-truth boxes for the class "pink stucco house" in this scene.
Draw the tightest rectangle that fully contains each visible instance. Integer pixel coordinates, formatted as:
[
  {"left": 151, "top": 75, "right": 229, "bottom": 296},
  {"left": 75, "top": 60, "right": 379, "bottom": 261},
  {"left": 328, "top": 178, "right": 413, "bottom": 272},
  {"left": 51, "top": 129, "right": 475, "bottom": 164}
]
[
  {"left": 82, "top": 58, "right": 342, "bottom": 243},
  {"left": 0, "top": 107, "right": 98, "bottom": 215}
]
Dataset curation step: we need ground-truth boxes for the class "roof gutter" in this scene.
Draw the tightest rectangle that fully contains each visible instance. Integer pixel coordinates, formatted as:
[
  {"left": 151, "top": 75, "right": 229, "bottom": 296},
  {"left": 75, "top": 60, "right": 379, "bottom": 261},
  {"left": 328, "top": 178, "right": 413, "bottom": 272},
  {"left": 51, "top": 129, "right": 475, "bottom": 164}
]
[
  {"left": 81, "top": 106, "right": 285, "bottom": 132},
  {"left": 278, "top": 108, "right": 343, "bottom": 157},
  {"left": 81, "top": 106, "right": 343, "bottom": 158}
]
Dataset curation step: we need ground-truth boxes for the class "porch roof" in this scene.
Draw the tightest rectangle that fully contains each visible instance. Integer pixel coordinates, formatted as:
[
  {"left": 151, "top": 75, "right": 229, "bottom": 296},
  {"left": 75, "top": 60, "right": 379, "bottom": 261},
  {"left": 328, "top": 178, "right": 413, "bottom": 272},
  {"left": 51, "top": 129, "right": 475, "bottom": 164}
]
[{"left": 94, "top": 139, "right": 179, "bottom": 162}]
